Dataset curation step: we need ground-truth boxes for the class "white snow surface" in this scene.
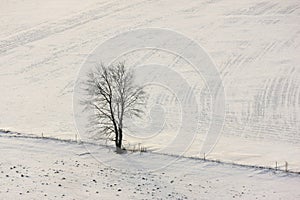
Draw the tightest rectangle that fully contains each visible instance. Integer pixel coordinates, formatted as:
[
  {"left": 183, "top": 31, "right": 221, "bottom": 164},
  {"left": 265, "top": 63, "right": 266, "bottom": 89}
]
[
  {"left": 0, "top": 135, "right": 300, "bottom": 199},
  {"left": 0, "top": 0, "right": 300, "bottom": 172}
]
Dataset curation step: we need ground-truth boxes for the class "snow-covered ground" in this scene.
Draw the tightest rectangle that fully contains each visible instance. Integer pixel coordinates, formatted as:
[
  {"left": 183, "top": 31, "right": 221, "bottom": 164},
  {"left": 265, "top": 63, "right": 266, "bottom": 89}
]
[
  {"left": 1, "top": 134, "right": 300, "bottom": 200},
  {"left": 0, "top": 0, "right": 300, "bottom": 187}
]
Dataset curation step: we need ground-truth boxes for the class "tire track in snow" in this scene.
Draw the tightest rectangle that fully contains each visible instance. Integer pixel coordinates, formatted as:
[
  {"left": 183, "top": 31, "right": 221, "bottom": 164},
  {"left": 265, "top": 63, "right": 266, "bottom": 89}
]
[
  {"left": 243, "top": 68, "right": 300, "bottom": 143},
  {"left": 219, "top": 0, "right": 300, "bottom": 143},
  {"left": 0, "top": 2, "right": 164, "bottom": 82},
  {"left": 0, "top": 0, "right": 150, "bottom": 55},
  {"left": 225, "top": 1, "right": 279, "bottom": 16}
]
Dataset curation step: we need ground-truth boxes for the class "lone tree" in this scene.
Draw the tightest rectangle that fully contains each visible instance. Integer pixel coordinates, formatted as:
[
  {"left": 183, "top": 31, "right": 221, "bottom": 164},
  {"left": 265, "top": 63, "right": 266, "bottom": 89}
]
[{"left": 83, "top": 62, "right": 145, "bottom": 153}]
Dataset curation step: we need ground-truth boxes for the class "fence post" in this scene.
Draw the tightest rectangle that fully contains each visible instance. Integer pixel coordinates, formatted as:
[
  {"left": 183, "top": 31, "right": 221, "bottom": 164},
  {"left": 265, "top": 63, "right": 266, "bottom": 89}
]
[
  {"left": 275, "top": 161, "right": 278, "bottom": 170},
  {"left": 285, "top": 161, "right": 288, "bottom": 172}
]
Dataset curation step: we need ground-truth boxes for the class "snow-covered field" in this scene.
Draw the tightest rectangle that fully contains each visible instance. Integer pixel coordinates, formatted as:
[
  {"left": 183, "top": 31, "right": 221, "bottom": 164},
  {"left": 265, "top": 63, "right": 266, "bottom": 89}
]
[
  {"left": 1, "top": 133, "right": 300, "bottom": 199},
  {"left": 0, "top": 0, "right": 300, "bottom": 198}
]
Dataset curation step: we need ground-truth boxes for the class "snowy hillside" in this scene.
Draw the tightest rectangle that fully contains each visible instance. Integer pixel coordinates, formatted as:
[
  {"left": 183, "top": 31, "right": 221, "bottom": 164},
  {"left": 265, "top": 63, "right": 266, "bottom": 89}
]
[
  {"left": 0, "top": 0, "right": 300, "bottom": 171},
  {"left": 1, "top": 134, "right": 300, "bottom": 199}
]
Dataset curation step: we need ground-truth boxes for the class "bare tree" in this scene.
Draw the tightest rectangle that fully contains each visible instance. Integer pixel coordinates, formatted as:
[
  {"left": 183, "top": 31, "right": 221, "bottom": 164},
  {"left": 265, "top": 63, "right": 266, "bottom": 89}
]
[{"left": 82, "top": 62, "right": 145, "bottom": 153}]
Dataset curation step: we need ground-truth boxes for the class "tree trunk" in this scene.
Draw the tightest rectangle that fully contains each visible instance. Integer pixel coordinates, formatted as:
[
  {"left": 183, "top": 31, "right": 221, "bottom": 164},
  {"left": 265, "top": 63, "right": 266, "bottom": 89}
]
[
  {"left": 115, "top": 128, "right": 124, "bottom": 153},
  {"left": 118, "top": 128, "right": 123, "bottom": 149},
  {"left": 112, "top": 120, "right": 120, "bottom": 152},
  {"left": 115, "top": 133, "right": 119, "bottom": 149}
]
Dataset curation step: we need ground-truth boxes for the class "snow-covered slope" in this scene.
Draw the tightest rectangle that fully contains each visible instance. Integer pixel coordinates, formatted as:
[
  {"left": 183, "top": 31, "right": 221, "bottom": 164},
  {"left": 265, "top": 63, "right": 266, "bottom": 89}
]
[
  {"left": 1, "top": 135, "right": 300, "bottom": 200},
  {"left": 0, "top": 0, "right": 299, "bottom": 170}
]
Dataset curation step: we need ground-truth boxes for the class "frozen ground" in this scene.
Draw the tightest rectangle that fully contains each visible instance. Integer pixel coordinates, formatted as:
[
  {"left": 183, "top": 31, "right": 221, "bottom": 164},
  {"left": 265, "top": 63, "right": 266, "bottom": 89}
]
[
  {"left": 0, "top": 0, "right": 300, "bottom": 173},
  {"left": 0, "top": 134, "right": 300, "bottom": 200}
]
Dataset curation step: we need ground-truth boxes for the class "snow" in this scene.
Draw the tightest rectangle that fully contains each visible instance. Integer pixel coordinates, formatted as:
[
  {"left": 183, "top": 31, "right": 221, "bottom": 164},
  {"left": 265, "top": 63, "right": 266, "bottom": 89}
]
[
  {"left": 0, "top": 0, "right": 300, "bottom": 197},
  {"left": 1, "top": 134, "right": 300, "bottom": 199}
]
